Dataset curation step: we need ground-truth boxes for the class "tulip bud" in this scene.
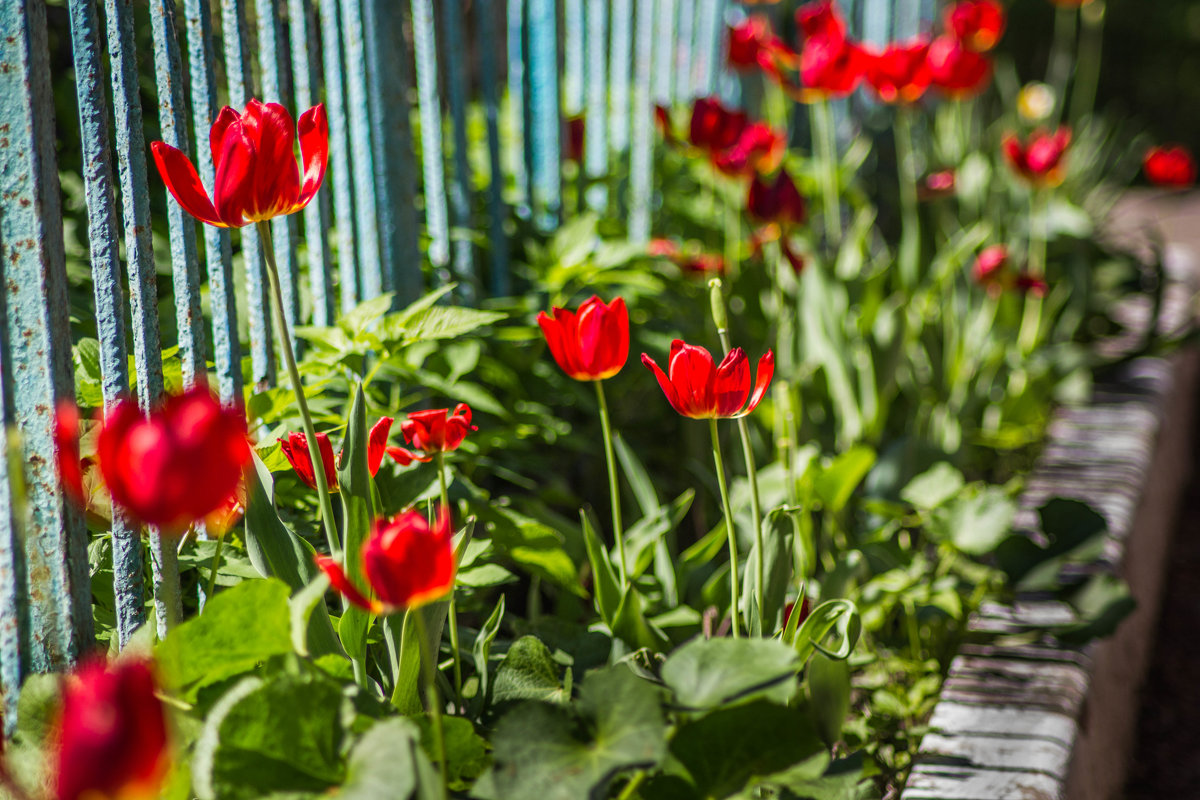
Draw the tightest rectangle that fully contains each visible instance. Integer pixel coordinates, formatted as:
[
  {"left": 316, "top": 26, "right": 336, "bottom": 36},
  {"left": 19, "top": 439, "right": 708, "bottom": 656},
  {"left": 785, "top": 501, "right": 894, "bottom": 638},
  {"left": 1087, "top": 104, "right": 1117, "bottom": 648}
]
[{"left": 708, "top": 279, "right": 729, "bottom": 335}]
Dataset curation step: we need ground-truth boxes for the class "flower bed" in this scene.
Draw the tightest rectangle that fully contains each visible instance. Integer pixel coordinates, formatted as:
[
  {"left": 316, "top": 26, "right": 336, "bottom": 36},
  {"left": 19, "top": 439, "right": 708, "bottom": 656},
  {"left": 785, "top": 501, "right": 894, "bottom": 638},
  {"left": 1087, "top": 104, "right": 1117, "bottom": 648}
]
[{"left": 5, "top": 2, "right": 1198, "bottom": 800}]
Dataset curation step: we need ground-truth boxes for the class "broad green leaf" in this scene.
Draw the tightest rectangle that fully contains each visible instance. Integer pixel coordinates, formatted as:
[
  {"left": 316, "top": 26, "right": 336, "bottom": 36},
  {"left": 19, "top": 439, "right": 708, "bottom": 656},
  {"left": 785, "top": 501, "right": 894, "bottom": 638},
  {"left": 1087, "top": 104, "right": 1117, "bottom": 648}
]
[
  {"left": 242, "top": 453, "right": 342, "bottom": 658},
  {"left": 156, "top": 579, "right": 293, "bottom": 703},
  {"left": 192, "top": 671, "right": 346, "bottom": 800},
  {"left": 340, "top": 293, "right": 396, "bottom": 338},
  {"left": 748, "top": 753, "right": 868, "bottom": 800},
  {"left": 900, "top": 463, "right": 965, "bottom": 510},
  {"left": 339, "top": 718, "right": 434, "bottom": 800},
  {"left": 337, "top": 386, "right": 374, "bottom": 663},
  {"left": 581, "top": 507, "right": 621, "bottom": 625},
  {"left": 792, "top": 599, "right": 861, "bottom": 664},
  {"left": 670, "top": 700, "right": 826, "bottom": 798},
  {"left": 481, "top": 666, "right": 666, "bottom": 800},
  {"left": 290, "top": 574, "right": 342, "bottom": 658},
  {"left": 492, "top": 636, "right": 568, "bottom": 705},
  {"left": 814, "top": 446, "right": 875, "bottom": 513},
  {"left": 807, "top": 653, "right": 851, "bottom": 748},
  {"left": 470, "top": 595, "right": 506, "bottom": 717},
  {"left": 388, "top": 600, "right": 451, "bottom": 715},
  {"left": 930, "top": 485, "right": 1016, "bottom": 556},
  {"left": 481, "top": 506, "right": 585, "bottom": 596},
  {"left": 661, "top": 637, "right": 801, "bottom": 711},
  {"left": 418, "top": 717, "right": 490, "bottom": 790},
  {"left": 398, "top": 306, "right": 507, "bottom": 345}
]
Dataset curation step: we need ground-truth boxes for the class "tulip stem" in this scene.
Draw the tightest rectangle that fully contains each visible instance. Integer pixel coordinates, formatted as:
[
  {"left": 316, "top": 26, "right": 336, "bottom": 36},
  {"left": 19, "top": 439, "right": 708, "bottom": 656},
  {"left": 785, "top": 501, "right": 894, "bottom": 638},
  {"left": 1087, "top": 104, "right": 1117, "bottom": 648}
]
[
  {"left": 204, "top": 533, "right": 224, "bottom": 602},
  {"left": 437, "top": 453, "right": 464, "bottom": 714},
  {"left": 895, "top": 105, "right": 921, "bottom": 289},
  {"left": 709, "top": 419, "right": 740, "bottom": 639},
  {"left": 812, "top": 99, "right": 842, "bottom": 249},
  {"left": 412, "top": 608, "right": 450, "bottom": 800},
  {"left": 1019, "top": 190, "right": 1047, "bottom": 355},
  {"left": 594, "top": 380, "right": 628, "bottom": 586},
  {"left": 1070, "top": 0, "right": 1105, "bottom": 123},
  {"left": 257, "top": 223, "right": 341, "bottom": 560},
  {"left": 1047, "top": 5, "right": 1078, "bottom": 126},
  {"left": 724, "top": 185, "right": 739, "bottom": 281}
]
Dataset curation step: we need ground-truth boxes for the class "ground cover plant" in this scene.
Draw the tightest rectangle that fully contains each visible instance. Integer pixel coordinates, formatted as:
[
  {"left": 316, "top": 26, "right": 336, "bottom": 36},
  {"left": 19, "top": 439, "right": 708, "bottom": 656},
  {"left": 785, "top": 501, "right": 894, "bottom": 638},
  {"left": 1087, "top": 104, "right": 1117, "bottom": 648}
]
[{"left": 4, "top": 1, "right": 1197, "bottom": 799}]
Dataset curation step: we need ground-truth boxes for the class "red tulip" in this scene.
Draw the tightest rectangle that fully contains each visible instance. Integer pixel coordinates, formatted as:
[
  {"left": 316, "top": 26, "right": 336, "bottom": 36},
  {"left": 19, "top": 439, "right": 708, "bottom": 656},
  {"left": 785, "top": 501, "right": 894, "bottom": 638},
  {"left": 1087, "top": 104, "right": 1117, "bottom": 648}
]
[
  {"left": 538, "top": 295, "right": 630, "bottom": 381},
  {"left": 315, "top": 506, "right": 455, "bottom": 613},
  {"left": 386, "top": 445, "right": 432, "bottom": 466},
  {"left": 641, "top": 340, "right": 774, "bottom": 419},
  {"left": 865, "top": 40, "right": 932, "bottom": 104},
  {"left": 945, "top": 0, "right": 1007, "bottom": 52},
  {"left": 796, "top": 0, "right": 848, "bottom": 43},
  {"left": 927, "top": 35, "right": 992, "bottom": 97},
  {"left": 90, "top": 387, "right": 251, "bottom": 532},
  {"left": 53, "top": 659, "right": 169, "bottom": 800},
  {"left": 649, "top": 240, "right": 727, "bottom": 276},
  {"left": 565, "top": 116, "right": 586, "bottom": 163},
  {"left": 1144, "top": 145, "right": 1197, "bottom": 188},
  {"left": 401, "top": 404, "right": 477, "bottom": 455},
  {"left": 728, "top": 16, "right": 772, "bottom": 71},
  {"left": 689, "top": 97, "right": 749, "bottom": 154},
  {"left": 654, "top": 105, "right": 677, "bottom": 145},
  {"left": 714, "top": 122, "right": 786, "bottom": 176},
  {"left": 55, "top": 400, "right": 85, "bottom": 505},
  {"left": 648, "top": 238, "right": 681, "bottom": 258},
  {"left": 1003, "top": 128, "right": 1071, "bottom": 187},
  {"left": 364, "top": 416, "right": 394, "bottom": 476},
  {"left": 1015, "top": 273, "right": 1049, "bottom": 296},
  {"left": 748, "top": 169, "right": 807, "bottom": 226},
  {"left": 973, "top": 244, "right": 1009, "bottom": 292},
  {"left": 279, "top": 431, "right": 337, "bottom": 492},
  {"left": 919, "top": 169, "right": 957, "bottom": 200},
  {"left": 151, "top": 100, "right": 328, "bottom": 228},
  {"left": 799, "top": 34, "right": 867, "bottom": 100}
]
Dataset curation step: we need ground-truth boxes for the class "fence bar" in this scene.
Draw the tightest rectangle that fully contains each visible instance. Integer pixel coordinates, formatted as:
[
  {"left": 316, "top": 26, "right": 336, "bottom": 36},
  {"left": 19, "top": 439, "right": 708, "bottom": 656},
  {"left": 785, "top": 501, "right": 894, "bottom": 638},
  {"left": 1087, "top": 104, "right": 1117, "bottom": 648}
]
[
  {"left": 584, "top": 0, "right": 608, "bottom": 211},
  {"left": 629, "top": 0, "right": 656, "bottom": 242},
  {"left": 410, "top": 0, "right": 453, "bottom": 286},
  {"left": 692, "top": 0, "right": 722, "bottom": 98},
  {"left": 0, "top": 285, "right": 26, "bottom": 736},
  {"left": 340, "top": 0, "right": 383, "bottom": 300},
  {"left": 183, "top": 0, "right": 243, "bottom": 406},
  {"left": 224, "top": 0, "right": 276, "bottom": 389},
  {"left": 479, "top": 0, "right": 511, "bottom": 296},
  {"left": 654, "top": 0, "right": 676, "bottom": 107},
  {"left": 0, "top": 0, "right": 93, "bottom": 673},
  {"left": 564, "top": 0, "right": 585, "bottom": 117},
  {"left": 69, "top": 0, "right": 148, "bottom": 649},
  {"left": 609, "top": 0, "right": 633, "bottom": 157},
  {"left": 257, "top": 0, "right": 302, "bottom": 338},
  {"left": 506, "top": 0, "right": 531, "bottom": 218},
  {"left": 319, "top": 0, "right": 358, "bottom": 313},
  {"left": 674, "top": 0, "right": 695, "bottom": 100},
  {"left": 528, "top": 0, "right": 562, "bottom": 230},
  {"left": 440, "top": 0, "right": 478, "bottom": 300}
]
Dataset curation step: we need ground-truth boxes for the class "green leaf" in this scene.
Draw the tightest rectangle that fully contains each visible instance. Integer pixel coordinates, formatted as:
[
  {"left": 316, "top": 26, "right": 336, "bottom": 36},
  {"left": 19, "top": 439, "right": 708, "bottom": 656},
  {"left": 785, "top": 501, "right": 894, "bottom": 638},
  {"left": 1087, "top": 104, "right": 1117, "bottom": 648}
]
[
  {"left": 242, "top": 453, "right": 341, "bottom": 658},
  {"left": 481, "top": 506, "right": 585, "bottom": 596},
  {"left": 156, "top": 579, "right": 294, "bottom": 703},
  {"left": 337, "top": 385, "right": 374, "bottom": 663},
  {"left": 611, "top": 585, "right": 672, "bottom": 654},
  {"left": 481, "top": 666, "right": 667, "bottom": 800},
  {"left": 388, "top": 600, "right": 451, "bottom": 715},
  {"left": 1055, "top": 574, "right": 1137, "bottom": 644},
  {"left": 396, "top": 305, "right": 507, "bottom": 345},
  {"left": 614, "top": 432, "right": 659, "bottom": 517},
  {"left": 290, "top": 574, "right": 340, "bottom": 658},
  {"left": 340, "top": 293, "right": 396, "bottom": 338},
  {"left": 814, "top": 446, "right": 875, "bottom": 513},
  {"left": 492, "top": 636, "right": 568, "bottom": 705},
  {"left": 339, "top": 718, "right": 435, "bottom": 799},
  {"left": 661, "top": 637, "right": 801, "bottom": 711},
  {"left": 807, "top": 653, "right": 851, "bottom": 748},
  {"left": 996, "top": 498, "right": 1108, "bottom": 588},
  {"left": 581, "top": 507, "right": 621, "bottom": 625},
  {"left": 419, "top": 716, "right": 490, "bottom": 790},
  {"left": 670, "top": 700, "right": 826, "bottom": 798},
  {"left": 470, "top": 594, "right": 506, "bottom": 717},
  {"left": 192, "top": 671, "right": 347, "bottom": 800},
  {"left": 743, "top": 509, "right": 795, "bottom": 636},
  {"left": 900, "top": 462, "right": 965, "bottom": 510},
  {"left": 792, "top": 599, "right": 861, "bottom": 664},
  {"left": 931, "top": 485, "right": 1016, "bottom": 556}
]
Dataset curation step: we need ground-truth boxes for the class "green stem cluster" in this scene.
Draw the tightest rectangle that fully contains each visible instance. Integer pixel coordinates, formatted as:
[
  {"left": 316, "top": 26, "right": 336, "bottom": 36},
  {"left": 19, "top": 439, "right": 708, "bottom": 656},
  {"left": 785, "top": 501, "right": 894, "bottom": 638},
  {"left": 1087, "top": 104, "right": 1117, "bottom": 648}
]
[
  {"left": 709, "top": 419, "right": 740, "bottom": 639},
  {"left": 812, "top": 99, "right": 842, "bottom": 248},
  {"left": 437, "top": 453, "right": 465, "bottom": 713},
  {"left": 594, "top": 380, "right": 628, "bottom": 586}
]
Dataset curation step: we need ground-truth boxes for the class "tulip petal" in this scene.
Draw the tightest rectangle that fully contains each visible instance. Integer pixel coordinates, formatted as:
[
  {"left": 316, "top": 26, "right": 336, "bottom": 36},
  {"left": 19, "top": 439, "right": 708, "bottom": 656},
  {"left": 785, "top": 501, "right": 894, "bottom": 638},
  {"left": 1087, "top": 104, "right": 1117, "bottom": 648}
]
[
  {"left": 315, "top": 555, "right": 379, "bottom": 613},
  {"left": 209, "top": 106, "right": 240, "bottom": 171},
  {"left": 295, "top": 104, "right": 329, "bottom": 210},
  {"left": 248, "top": 102, "right": 301, "bottom": 220},
  {"left": 367, "top": 417, "right": 393, "bottom": 476},
  {"left": 668, "top": 341, "right": 716, "bottom": 417},
  {"left": 386, "top": 445, "right": 432, "bottom": 466},
  {"left": 212, "top": 121, "right": 255, "bottom": 227},
  {"left": 713, "top": 348, "right": 751, "bottom": 417},
  {"left": 735, "top": 351, "right": 775, "bottom": 417},
  {"left": 641, "top": 353, "right": 689, "bottom": 417},
  {"left": 538, "top": 311, "right": 577, "bottom": 378},
  {"left": 150, "top": 142, "right": 226, "bottom": 228}
]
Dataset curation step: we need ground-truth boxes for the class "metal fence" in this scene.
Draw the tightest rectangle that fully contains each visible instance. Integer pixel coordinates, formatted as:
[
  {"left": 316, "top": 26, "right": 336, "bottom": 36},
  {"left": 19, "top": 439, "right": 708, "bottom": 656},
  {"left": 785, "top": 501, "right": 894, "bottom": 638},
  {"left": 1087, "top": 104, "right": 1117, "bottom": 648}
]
[{"left": 0, "top": 0, "right": 933, "bottom": 723}]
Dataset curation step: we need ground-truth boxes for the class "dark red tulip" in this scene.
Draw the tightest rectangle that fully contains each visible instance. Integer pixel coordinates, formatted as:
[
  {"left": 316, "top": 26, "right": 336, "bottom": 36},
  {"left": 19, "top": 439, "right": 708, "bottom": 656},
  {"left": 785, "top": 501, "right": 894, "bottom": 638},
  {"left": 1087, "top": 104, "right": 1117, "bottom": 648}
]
[
  {"left": 782, "top": 594, "right": 813, "bottom": 631},
  {"left": 799, "top": 34, "right": 867, "bottom": 100},
  {"left": 927, "top": 35, "right": 992, "bottom": 97},
  {"left": 151, "top": 100, "right": 328, "bottom": 228},
  {"left": 689, "top": 97, "right": 750, "bottom": 154},
  {"left": 714, "top": 122, "right": 786, "bottom": 176},
  {"left": 865, "top": 40, "right": 932, "bottom": 104},
  {"left": 1144, "top": 145, "right": 1197, "bottom": 188},
  {"left": 728, "top": 16, "right": 772, "bottom": 70},
  {"left": 945, "top": 0, "right": 1007, "bottom": 52},
  {"left": 1003, "top": 128, "right": 1071, "bottom": 187},
  {"left": 315, "top": 506, "right": 455, "bottom": 613},
  {"left": 749, "top": 225, "right": 807, "bottom": 274},
  {"left": 92, "top": 386, "right": 250, "bottom": 532},
  {"left": 279, "top": 431, "right": 337, "bottom": 492},
  {"left": 748, "top": 169, "right": 807, "bottom": 226},
  {"left": 565, "top": 116, "right": 586, "bottom": 163},
  {"left": 401, "top": 404, "right": 477, "bottom": 455},
  {"left": 538, "top": 295, "right": 630, "bottom": 381},
  {"left": 53, "top": 659, "right": 169, "bottom": 800},
  {"left": 919, "top": 169, "right": 957, "bottom": 200},
  {"left": 641, "top": 340, "right": 774, "bottom": 419},
  {"left": 649, "top": 240, "right": 727, "bottom": 276},
  {"left": 647, "top": 238, "right": 681, "bottom": 258},
  {"left": 1015, "top": 273, "right": 1049, "bottom": 296}
]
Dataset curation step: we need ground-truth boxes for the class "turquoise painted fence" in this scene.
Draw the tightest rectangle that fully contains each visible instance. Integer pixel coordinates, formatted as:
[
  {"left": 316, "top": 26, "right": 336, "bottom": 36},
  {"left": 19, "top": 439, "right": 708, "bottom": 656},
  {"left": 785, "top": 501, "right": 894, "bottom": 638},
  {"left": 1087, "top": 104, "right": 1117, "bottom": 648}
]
[{"left": 0, "top": 0, "right": 931, "bottom": 728}]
